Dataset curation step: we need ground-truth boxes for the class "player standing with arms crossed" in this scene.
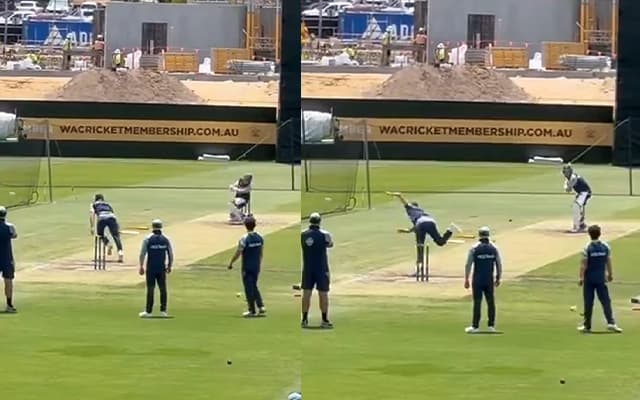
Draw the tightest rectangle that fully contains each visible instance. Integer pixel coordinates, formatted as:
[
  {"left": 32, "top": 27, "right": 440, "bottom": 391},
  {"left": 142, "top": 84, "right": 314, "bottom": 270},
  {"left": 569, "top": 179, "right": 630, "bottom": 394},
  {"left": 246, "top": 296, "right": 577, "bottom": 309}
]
[
  {"left": 301, "top": 212, "right": 333, "bottom": 329},
  {"left": 0, "top": 207, "right": 17, "bottom": 313},
  {"left": 139, "top": 219, "right": 173, "bottom": 318},
  {"left": 228, "top": 215, "right": 266, "bottom": 317},
  {"left": 562, "top": 164, "right": 592, "bottom": 233},
  {"left": 89, "top": 194, "right": 124, "bottom": 262}
]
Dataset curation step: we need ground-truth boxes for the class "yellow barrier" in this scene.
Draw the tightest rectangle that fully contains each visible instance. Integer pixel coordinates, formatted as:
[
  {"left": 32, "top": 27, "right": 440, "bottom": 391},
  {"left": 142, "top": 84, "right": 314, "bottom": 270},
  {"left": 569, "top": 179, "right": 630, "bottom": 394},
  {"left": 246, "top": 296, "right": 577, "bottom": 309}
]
[
  {"left": 163, "top": 52, "right": 198, "bottom": 73},
  {"left": 490, "top": 47, "right": 528, "bottom": 69},
  {"left": 211, "top": 48, "right": 251, "bottom": 74},
  {"left": 542, "top": 41, "right": 586, "bottom": 70}
]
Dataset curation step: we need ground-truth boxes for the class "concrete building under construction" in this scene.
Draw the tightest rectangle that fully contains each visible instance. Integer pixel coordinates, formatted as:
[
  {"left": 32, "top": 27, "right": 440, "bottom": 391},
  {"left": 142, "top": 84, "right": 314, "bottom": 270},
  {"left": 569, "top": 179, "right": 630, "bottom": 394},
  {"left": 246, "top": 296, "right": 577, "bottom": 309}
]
[{"left": 418, "top": 0, "right": 616, "bottom": 56}]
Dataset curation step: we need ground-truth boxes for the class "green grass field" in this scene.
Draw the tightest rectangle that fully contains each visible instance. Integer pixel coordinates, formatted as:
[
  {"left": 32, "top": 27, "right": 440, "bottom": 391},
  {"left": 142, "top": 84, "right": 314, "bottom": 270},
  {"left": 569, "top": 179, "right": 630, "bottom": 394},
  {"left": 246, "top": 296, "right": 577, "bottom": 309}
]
[
  {"left": 3, "top": 158, "right": 640, "bottom": 400},
  {"left": 301, "top": 161, "right": 640, "bottom": 400},
  {"left": 1, "top": 158, "right": 302, "bottom": 400}
]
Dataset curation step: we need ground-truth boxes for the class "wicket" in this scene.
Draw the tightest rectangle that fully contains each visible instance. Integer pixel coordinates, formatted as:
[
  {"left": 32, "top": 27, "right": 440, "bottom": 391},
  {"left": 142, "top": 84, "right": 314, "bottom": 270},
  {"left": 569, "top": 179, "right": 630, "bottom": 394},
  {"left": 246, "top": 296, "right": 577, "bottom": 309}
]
[
  {"left": 93, "top": 235, "right": 107, "bottom": 270},
  {"left": 415, "top": 244, "right": 430, "bottom": 282}
]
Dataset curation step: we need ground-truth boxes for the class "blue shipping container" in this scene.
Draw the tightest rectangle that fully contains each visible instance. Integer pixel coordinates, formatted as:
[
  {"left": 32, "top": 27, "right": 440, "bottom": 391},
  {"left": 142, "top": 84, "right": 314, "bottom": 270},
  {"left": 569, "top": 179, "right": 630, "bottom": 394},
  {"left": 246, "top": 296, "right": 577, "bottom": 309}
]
[
  {"left": 23, "top": 19, "right": 93, "bottom": 47},
  {"left": 339, "top": 11, "right": 414, "bottom": 40}
]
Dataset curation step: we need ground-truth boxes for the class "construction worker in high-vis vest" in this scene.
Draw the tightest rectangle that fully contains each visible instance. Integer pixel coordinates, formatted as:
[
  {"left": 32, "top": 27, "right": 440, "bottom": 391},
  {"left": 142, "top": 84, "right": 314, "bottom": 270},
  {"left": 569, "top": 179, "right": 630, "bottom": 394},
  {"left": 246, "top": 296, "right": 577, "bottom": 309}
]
[
  {"left": 434, "top": 42, "right": 447, "bottom": 67},
  {"left": 112, "top": 49, "right": 123, "bottom": 70}
]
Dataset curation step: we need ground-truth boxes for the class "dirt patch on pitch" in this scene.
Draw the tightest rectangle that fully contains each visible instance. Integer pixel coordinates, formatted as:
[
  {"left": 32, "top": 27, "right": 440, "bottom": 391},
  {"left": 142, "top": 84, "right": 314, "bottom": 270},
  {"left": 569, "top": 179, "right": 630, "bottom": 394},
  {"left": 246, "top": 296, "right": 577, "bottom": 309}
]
[
  {"left": 18, "top": 212, "right": 299, "bottom": 286},
  {"left": 332, "top": 220, "right": 639, "bottom": 299}
]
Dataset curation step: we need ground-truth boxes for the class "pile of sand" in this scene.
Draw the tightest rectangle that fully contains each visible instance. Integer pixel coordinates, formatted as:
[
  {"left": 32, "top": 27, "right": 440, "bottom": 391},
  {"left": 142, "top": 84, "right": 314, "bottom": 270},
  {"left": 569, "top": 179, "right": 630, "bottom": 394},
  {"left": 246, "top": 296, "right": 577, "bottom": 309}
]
[
  {"left": 48, "top": 69, "right": 203, "bottom": 104},
  {"left": 368, "top": 65, "right": 532, "bottom": 102}
]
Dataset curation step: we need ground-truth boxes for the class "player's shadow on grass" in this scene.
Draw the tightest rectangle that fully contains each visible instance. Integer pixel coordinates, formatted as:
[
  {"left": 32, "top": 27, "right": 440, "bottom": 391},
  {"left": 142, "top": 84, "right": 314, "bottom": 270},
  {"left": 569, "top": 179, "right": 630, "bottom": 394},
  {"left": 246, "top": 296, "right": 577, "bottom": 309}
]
[
  {"left": 141, "top": 316, "right": 176, "bottom": 320},
  {"left": 302, "top": 326, "right": 333, "bottom": 331},
  {"left": 471, "top": 331, "right": 504, "bottom": 335},
  {"left": 0, "top": 311, "right": 17, "bottom": 315},
  {"left": 583, "top": 331, "right": 620, "bottom": 335}
]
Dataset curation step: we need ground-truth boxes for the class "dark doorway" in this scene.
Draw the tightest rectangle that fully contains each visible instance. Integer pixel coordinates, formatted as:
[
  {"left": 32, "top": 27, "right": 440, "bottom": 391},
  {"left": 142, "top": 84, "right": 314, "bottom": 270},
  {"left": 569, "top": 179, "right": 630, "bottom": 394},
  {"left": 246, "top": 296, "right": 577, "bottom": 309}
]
[
  {"left": 467, "top": 14, "right": 495, "bottom": 48},
  {"left": 141, "top": 22, "right": 168, "bottom": 55}
]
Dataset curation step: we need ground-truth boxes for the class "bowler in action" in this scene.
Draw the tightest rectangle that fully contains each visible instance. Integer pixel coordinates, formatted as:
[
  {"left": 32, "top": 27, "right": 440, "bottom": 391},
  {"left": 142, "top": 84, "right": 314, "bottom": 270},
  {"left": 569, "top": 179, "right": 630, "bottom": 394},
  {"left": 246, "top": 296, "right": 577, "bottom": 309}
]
[
  {"left": 89, "top": 194, "right": 124, "bottom": 262},
  {"left": 388, "top": 192, "right": 460, "bottom": 276}
]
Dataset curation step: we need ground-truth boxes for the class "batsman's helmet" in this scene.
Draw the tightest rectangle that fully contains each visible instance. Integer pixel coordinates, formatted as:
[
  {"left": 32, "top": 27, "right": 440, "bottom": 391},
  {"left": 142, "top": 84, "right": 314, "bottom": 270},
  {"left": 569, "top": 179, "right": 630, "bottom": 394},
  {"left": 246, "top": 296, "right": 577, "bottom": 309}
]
[
  {"left": 561, "top": 164, "right": 573, "bottom": 179},
  {"left": 478, "top": 226, "right": 490, "bottom": 239},
  {"left": 309, "top": 212, "right": 321, "bottom": 225},
  {"left": 242, "top": 173, "right": 253, "bottom": 184},
  {"left": 151, "top": 219, "right": 163, "bottom": 230},
  {"left": 0, "top": 206, "right": 6, "bottom": 219}
]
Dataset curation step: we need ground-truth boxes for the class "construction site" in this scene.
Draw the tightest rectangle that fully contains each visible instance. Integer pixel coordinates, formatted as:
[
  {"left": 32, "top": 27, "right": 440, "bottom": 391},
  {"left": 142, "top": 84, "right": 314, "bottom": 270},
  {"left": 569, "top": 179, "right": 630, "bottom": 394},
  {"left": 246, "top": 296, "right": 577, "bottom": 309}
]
[
  {"left": 298, "top": 0, "right": 618, "bottom": 106},
  {"left": 0, "top": 0, "right": 619, "bottom": 107}
]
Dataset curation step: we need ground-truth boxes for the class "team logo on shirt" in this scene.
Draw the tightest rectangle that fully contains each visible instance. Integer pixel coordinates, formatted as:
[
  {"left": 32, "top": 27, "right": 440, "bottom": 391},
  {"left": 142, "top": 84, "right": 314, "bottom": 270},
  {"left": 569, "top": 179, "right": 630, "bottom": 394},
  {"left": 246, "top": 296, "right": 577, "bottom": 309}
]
[{"left": 305, "top": 237, "right": 314, "bottom": 246}]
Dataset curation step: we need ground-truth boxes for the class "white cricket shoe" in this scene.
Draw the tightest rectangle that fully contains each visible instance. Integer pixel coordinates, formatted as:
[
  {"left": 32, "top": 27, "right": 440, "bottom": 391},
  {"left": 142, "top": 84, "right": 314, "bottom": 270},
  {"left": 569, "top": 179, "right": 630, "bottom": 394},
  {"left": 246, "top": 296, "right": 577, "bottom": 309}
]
[
  {"left": 258, "top": 307, "right": 266, "bottom": 315},
  {"left": 139, "top": 311, "right": 152, "bottom": 318},
  {"left": 160, "top": 311, "right": 169, "bottom": 318},
  {"left": 448, "top": 223, "right": 461, "bottom": 233},
  {"left": 607, "top": 324, "right": 623, "bottom": 333},
  {"left": 242, "top": 311, "right": 257, "bottom": 318},
  {"left": 577, "top": 325, "right": 591, "bottom": 333},
  {"left": 487, "top": 326, "right": 497, "bottom": 333},
  {"left": 118, "top": 250, "right": 124, "bottom": 263},
  {"left": 320, "top": 320, "right": 334, "bottom": 329},
  {"left": 465, "top": 326, "right": 479, "bottom": 334}
]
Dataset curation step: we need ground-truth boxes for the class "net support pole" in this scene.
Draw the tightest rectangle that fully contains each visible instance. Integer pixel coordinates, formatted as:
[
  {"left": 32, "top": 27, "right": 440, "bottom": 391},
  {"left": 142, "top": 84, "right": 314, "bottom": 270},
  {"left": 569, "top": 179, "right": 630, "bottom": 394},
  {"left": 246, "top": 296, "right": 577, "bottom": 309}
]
[
  {"left": 363, "top": 120, "right": 372, "bottom": 210},
  {"left": 628, "top": 118, "right": 633, "bottom": 196},
  {"left": 301, "top": 109, "right": 309, "bottom": 192},
  {"left": 45, "top": 122, "right": 53, "bottom": 203},
  {"left": 291, "top": 120, "right": 295, "bottom": 191}
]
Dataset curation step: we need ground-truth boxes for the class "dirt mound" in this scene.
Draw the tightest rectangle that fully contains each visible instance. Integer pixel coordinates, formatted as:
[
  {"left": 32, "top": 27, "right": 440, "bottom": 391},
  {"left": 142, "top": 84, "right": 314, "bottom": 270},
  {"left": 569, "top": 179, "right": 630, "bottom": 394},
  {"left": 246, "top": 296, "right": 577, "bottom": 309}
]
[
  {"left": 48, "top": 69, "right": 202, "bottom": 104},
  {"left": 368, "top": 65, "right": 532, "bottom": 102}
]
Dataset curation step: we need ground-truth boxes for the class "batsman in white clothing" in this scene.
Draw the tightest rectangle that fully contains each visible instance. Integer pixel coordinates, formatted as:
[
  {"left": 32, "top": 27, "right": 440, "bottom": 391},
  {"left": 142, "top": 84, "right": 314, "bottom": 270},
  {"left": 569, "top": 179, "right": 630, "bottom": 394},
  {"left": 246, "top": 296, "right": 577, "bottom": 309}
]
[
  {"left": 228, "top": 173, "right": 253, "bottom": 225},
  {"left": 562, "top": 164, "right": 592, "bottom": 233}
]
